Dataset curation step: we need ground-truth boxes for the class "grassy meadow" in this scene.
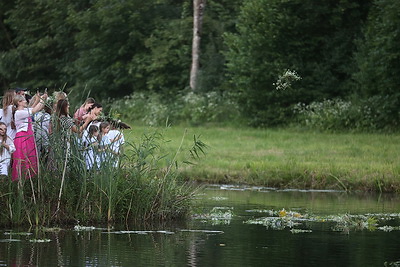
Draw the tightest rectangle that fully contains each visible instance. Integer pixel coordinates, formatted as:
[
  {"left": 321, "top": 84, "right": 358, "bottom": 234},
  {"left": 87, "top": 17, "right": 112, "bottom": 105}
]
[{"left": 125, "top": 126, "right": 400, "bottom": 193}]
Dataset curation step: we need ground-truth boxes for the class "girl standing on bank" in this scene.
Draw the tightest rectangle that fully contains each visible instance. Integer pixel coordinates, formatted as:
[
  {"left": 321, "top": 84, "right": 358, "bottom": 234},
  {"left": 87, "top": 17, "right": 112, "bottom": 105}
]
[
  {"left": 82, "top": 125, "right": 99, "bottom": 170},
  {"left": 74, "top": 97, "right": 95, "bottom": 126},
  {"left": 97, "top": 122, "right": 111, "bottom": 168},
  {"left": 0, "top": 122, "right": 15, "bottom": 176},
  {"left": 12, "top": 93, "right": 47, "bottom": 181},
  {"left": 0, "top": 89, "right": 17, "bottom": 140}
]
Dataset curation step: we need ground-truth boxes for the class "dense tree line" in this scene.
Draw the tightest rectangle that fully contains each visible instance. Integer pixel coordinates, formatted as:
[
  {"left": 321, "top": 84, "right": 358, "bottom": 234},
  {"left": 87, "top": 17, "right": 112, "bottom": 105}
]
[{"left": 1, "top": 0, "right": 399, "bottom": 128}]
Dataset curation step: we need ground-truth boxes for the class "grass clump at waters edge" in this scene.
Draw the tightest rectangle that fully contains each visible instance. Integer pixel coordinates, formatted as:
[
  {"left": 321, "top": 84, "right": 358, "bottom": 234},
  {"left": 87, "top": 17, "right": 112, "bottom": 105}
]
[
  {"left": 0, "top": 126, "right": 201, "bottom": 227},
  {"left": 124, "top": 126, "right": 400, "bottom": 193}
]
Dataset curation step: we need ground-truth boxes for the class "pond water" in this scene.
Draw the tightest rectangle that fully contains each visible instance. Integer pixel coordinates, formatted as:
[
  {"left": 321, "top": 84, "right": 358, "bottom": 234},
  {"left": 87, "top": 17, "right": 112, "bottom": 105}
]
[{"left": 1, "top": 184, "right": 400, "bottom": 266}]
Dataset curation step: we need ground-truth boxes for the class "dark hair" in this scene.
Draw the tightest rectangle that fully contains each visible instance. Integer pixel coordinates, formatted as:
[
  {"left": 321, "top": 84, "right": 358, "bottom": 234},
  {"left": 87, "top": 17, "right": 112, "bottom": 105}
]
[
  {"left": 55, "top": 99, "right": 70, "bottom": 131},
  {"left": 88, "top": 102, "right": 102, "bottom": 113},
  {"left": 99, "top": 121, "right": 110, "bottom": 132},
  {"left": 88, "top": 125, "right": 99, "bottom": 138},
  {"left": 56, "top": 99, "right": 69, "bottom": 117}
]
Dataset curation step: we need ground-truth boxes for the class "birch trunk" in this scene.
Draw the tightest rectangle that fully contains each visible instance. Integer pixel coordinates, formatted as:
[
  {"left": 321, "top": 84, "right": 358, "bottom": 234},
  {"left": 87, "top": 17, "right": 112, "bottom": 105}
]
[{"left": 190, "top": 0, "right": 206, "bottom": 90}]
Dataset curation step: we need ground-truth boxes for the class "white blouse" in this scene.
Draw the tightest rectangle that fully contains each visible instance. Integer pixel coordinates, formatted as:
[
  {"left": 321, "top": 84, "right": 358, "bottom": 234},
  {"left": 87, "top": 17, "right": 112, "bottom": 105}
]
[{"left": 15, "top": 108, "right": 33, "bottom": 133}]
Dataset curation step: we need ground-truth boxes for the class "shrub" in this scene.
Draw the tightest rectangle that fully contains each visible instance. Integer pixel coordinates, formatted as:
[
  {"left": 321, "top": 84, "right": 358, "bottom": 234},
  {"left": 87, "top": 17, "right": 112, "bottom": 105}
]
[
  {"left": 293, "top": 96, "right": 400, "bottom": 132},
  {"left": 111, "top": 90, "right": 241, "bottom": 126}
]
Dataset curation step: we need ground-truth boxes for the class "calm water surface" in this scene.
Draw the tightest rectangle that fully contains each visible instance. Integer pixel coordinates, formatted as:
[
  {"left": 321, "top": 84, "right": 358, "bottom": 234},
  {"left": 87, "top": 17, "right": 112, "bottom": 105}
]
[{"left": 1, "top": 185, "right": 399, "bottom": 266}]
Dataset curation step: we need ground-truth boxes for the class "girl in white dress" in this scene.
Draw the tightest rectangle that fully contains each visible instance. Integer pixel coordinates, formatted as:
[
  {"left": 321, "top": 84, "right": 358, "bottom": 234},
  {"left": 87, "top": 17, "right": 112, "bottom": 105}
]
[
  {"left": 0, "top": 89, "right": 17, "bottom": 140},
  {"left": 97, "top": 122, "right": 111, "bottom": 168},
  {"left": 82, "top": 125, "right": 99, "bottom": 170},
  {"left": 0, "top": 122, "right": 16, "bottom": 176}
]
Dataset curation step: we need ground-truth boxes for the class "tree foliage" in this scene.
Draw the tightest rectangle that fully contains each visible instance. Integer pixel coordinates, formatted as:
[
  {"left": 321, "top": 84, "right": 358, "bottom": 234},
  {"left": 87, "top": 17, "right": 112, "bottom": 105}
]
[
  {"left": 224, "top": 0, "right": 371, "bottom": 126},
  {"left": 354, "top": 0, "right": 400, "bottom": 97},
  {"left": 0, "top": 0, "right": 399, "bottom": 129}
]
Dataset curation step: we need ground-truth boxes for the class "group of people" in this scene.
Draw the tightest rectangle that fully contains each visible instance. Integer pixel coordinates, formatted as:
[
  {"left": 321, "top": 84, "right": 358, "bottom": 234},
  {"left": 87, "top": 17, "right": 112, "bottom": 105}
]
[{"left": 0, "top": 88, "right": 126, "bottom": 181}]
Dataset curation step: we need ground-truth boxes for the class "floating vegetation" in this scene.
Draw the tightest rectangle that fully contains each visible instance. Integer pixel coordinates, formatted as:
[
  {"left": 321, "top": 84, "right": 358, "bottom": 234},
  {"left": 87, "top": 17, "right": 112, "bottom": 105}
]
[
  {"left": 29, "top": 239, "right": 51, "bottom": 243},
  {"left": 180, "top": 229, "right": 224, "bottom": 234},
  {"left": 106, "top": 230, "right": 175, "bottom": 235},
  {"left": 378, "top": 226, "right": 400, "bottom": 232},
  {"left": 330, "top": 214, "right": 378, "bottom": 232},
  {"left": 42, "top": 227, "right": 63, "bottom": 232},
  {"left": 244, "top": 209, "right": 400, "bottom": 233},
  {"left": 245, "top": 209, "right": 276, "bottom": 216},
  {"left": 210, "top": 196, "right": 228, "bottom": 201},
  {"left": 4, "top": 232, "right": 32, "bottom": 236},
  {"left": 193, "top": 207, "right": 234, "bottom": 225},
  {"left": 290, "top": 229, "right": 312, "bottom": 234},
  {"left": 245, "top": 216, "right": 301, "bottom": 230},
  {"left": 74, "top": 225, "right": 96, "bottom": 231},
  {"left": 0, "top": 239, "right": 21, "bottom": 242}
]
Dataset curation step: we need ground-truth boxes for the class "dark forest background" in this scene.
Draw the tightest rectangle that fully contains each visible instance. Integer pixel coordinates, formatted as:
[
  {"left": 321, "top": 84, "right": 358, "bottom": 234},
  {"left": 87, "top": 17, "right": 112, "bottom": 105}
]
[{"left": 1, "top": 0, "right": 399, "bottom": 130}]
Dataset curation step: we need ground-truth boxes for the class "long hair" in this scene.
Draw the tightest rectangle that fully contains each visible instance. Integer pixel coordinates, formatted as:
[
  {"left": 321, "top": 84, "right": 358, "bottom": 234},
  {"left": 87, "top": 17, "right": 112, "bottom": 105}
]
[
  {"left": 84, "top": 125, "right": 99, "bottom": 147},
  {"left": 55, "top": 99, "right": 69, "bottom": 131},
  {"left": 88, "top": 125, "right": 99, "bottom": 139},
  {"left": 98, "top": 121, "right": 110, "bottom": 142},
  {"left": 2, "top": 89, "right": 15, "bottom": 115},
  {"left": 56, "top": 99, "right": 69, "bottom": 117},
  {"left": 11, "top": 95, "right": 25, "bottom": 130},
  {"left": 82, "top": 98, "right": 95, "bottom": 108},
  {"left": 0, "top": 122, "right": 7, "bottom": 155}
]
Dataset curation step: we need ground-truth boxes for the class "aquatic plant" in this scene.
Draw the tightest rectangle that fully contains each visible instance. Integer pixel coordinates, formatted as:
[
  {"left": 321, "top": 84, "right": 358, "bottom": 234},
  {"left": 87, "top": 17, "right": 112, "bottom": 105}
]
[
  {"left": 0, "top": 123, "right": 204, "bottom": 226},
  {"left": 193, "top": 206, "right": 234, "bottom": 225},
  {"left": 29, "top": 239, "right": 51, "bottom": 243},
  {"left": 244, "top": 209, "right": 400, "bottom": 233}
]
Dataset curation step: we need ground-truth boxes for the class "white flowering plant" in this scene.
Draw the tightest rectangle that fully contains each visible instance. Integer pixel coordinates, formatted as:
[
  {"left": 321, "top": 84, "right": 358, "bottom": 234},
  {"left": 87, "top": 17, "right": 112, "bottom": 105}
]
[{"left": 274, "top": 69, "right": 302, "bottom": 91}]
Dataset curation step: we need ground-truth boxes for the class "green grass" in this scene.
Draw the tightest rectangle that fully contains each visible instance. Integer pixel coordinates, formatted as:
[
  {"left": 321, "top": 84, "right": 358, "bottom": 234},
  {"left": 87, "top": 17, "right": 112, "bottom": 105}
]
[{"left": 125, "top": 126, "right": 400, "bottom": 192}]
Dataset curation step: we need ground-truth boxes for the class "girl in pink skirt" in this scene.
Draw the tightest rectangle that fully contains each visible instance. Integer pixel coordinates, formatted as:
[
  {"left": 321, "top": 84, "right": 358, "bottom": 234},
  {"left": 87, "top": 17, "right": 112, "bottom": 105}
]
[{"left": 12, "top": 93, "right": 47, "bottom": 181}]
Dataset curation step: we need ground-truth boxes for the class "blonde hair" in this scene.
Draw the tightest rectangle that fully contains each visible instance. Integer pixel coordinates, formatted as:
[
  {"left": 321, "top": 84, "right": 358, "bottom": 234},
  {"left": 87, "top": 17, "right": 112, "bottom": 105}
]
[
  {"left": 2, "top": 89, "right": 15, "bottom": 115},
  {"left": 53, "top": 91, "right": 67, "bottom": 102},
  {"left": 11, "top": 95, "right": 26, "bottom": 130},
  {"left": 13, "top": 95, "right": 25, "bottom": 107}
]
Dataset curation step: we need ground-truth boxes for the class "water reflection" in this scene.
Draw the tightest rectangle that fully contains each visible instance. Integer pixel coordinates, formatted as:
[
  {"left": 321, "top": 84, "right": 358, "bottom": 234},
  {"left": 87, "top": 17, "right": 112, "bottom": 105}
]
[{"left": 0, "top": 185, "right": 399, "bottom": 266}]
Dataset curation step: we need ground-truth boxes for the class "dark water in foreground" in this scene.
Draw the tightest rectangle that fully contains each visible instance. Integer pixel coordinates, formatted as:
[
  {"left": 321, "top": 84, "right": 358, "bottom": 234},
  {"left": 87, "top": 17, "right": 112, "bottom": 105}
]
[{"left": 1, "top": 185, "right": 400, "bottom": 266}]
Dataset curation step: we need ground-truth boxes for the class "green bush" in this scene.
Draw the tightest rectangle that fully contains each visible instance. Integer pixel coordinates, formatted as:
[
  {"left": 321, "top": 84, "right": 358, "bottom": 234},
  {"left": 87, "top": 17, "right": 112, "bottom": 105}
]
[
  {"left": 111, "top": 90, "right": 241, "bottom": 126},
  {"left": 293, "top": 96, "right": 400, "bottom": 132}
]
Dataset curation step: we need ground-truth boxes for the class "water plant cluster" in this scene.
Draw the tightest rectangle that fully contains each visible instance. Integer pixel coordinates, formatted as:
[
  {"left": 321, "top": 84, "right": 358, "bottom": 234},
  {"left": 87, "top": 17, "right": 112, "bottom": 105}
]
[
  {"left": 244, "top": 209, "right": 400, "bottom": 234},
  {"left": 0, "top": 126, "right": 205, "bottom": 227},
  {"left": 192, "top": 206, "right": 234, "bottom": 226}
]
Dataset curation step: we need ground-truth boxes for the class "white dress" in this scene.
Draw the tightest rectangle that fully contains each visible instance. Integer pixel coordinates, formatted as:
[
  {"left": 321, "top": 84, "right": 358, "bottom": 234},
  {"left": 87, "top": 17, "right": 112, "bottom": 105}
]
[
  {"left": 0, "top": 105, "right": 17, "bottom": 140},
  {"left": 82, "top": 135, "right": 98, "bottom": 170},
  {"left": 0, "top": 136, "right": 16, "bottom": 175},
  {"left": 97, "top": 135, "right": 111, "bottom": 168},
  {"left": 106, "top": 130, "right": 125, "bottom": 155},
  {"left": 106, "top": 130, "right": 125, "bottom": 167}
]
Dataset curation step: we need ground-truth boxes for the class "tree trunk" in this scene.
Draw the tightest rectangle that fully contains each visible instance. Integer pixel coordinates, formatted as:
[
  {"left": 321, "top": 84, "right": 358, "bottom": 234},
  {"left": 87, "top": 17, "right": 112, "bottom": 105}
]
[{"left": 190, "top": 0, "right": 206, "bottom": 91}]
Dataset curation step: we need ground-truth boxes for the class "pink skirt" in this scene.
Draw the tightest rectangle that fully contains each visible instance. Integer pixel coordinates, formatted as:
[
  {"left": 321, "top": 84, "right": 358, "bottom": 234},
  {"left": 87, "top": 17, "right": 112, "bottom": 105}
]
[{"left": 12, "top": 129, "right": 38, "bottom": 181}]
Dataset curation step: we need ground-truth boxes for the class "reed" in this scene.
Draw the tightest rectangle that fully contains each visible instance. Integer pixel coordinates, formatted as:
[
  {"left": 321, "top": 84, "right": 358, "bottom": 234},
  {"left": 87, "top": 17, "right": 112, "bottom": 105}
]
[{"left": 0, "top": 125, "right": 200, "bottom": 226}]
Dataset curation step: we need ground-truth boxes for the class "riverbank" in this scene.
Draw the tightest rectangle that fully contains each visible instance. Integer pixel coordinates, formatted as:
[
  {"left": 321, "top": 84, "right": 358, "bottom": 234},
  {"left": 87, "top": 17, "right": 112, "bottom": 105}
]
[{"left": 126, "top": 126, "right": 400, "bottom": 193}]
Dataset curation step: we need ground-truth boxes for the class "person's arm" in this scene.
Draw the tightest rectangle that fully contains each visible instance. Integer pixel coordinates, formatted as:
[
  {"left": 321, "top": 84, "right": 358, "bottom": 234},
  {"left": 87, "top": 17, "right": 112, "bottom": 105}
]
[
  {"left": 4, "top": 137, "right": 16, "bottom": 153},
  {"left": 32, "top": 93, "right": 48, "bottom": 114},
  {"left": 109, "top": 132, "right": 122, "bottom": 143},
  {"left": 77, "top": 113, "right": 98, "bottom": 136}
]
